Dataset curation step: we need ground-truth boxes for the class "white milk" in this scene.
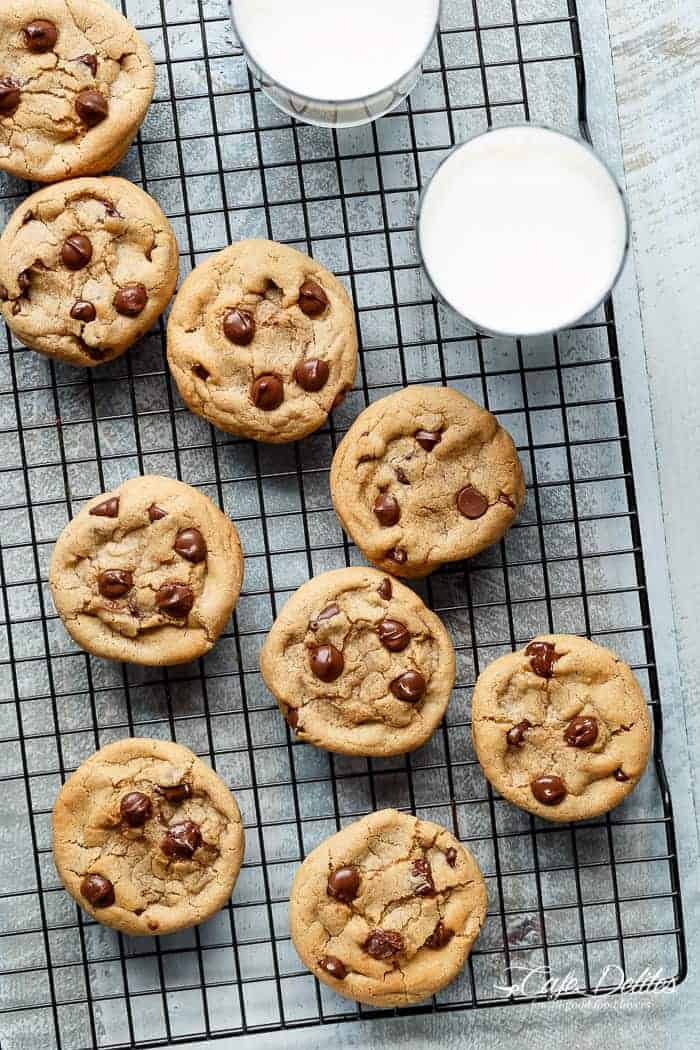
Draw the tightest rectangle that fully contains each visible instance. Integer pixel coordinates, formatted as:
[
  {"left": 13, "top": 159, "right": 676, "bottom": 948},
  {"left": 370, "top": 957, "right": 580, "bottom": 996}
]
[
  {"left": 418, "top": 125, "right": 629, "bottom": 336},
  {"left": 232, "top": 0, "right": 440, "bottom": 125}
]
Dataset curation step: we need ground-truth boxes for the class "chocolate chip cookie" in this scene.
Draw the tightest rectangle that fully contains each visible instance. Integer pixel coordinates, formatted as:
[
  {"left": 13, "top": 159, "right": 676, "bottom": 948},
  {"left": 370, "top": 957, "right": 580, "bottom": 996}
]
[
  {"left": 53, "top": 737, "right": 245, "bottom": 936},
  {"left": 472, "top": 635, "right": 652, "bottom": 822},
  {"left": 260, "top": 567, "right": 455, "bottom": 756},
  {"left": 330, "top": 385, "right": 525, "bottom": 578},
  {"left": 0, "top": 176, "right": 179, "bottom": 367},
  {"left": 166, "top": 239, "right": 358, "bottom": 443},
  {"left": 49, "top": 475, "right": 243, "bottom": 666},
  {"left": 289, "top": 808, "right": 487, "bottom": 1007},
  {"left": 0, "top": 0, "right": 154, "bottom": 182}
]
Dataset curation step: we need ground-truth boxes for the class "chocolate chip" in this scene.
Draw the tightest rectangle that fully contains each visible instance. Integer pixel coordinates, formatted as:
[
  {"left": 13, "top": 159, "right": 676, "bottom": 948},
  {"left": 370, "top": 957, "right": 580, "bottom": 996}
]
[
  {"left": 97, "top": 569, "right": 133, "bottom": 599},
  {"left": 61, "top": 234, "right": 92, "bottom": 270},
  {"left": 378, "top": 619, "right": 410, "bottom": 652},
  {"left": 327, "top": 865, "right": 360, "bottom": 903},
  {"left": 0, "top": 284, "right": 8, "bottom": 301},
  {"left": 308, "top": 643, "right": 344, "bottom": 682},
  {"left": 161, "top": 820, "right": 202, "bottom": 858},
  {"left": 310, "top": 604, "right": 340, "bottom": 630},
  {"left": 363, "top": 929, "right": 404, "bottom": 960},
  {"left": 155, "top": 782, "right": 192, "bottom": 804},
  {"left": 75, "top": 89, "right": 108, "bottom": 126},
  {"left": 148, "top": 503, "right": 167, "bottom": 522},
  {"left": 525, "top": 640, "right": 558, "bottom": 678},
  {"left": 378, "top": 577, "right": 392, "bottom": 600},
  {"left": 120, "top": 791, "right": 153, "bottom": 827},
  {"left": 445, "top": 847, "right": 457, "bottom": 868},
  {"left": 70, "top": 299, "right": 96, "bottom": 323},
  {"left": 114, "top": 283, "right": 148, "bottom": 317},
  {"left": 0, "top": 79, "right": 21, "bottom": 117},
  {"left": 89, "top": 496, "right": 119, "bottom": 517},
  {"left": 76, "top": 53, "right": 98, "bottom": 76},
  {"left": 531, "top": 774, "right": 567, "bottom": 805},
  {"left": 394, "top": 466, "right": 410, "bottom": 485},
  {"left": 507, "top": 719, "right": 531, "bottom": 747},
  {"left": 614, "top": 768, "right": 630, "bottom": 783},
  {"left": 390, "top": 670, "right": 425, "bottom": 703},
  {"left": 388, "top": 548, "right": 407, "bottom": 565},
  {"left": 192, "top": 363, "right": 209, "bottom": 381},
  {"left": 286, "top": 707, "right": 299, "bottom": 730},
  {"left": 155, "top": 582, "right": 194, "bottom": 619},
  {"left": 499, "top": 493, "right": 516, "bottom": 509},
  {"left": 415, "top": 429, "right": 442, "bottom": 452},
  {"left": 319, "top": 955, "right": 347, "bottom": 979},
  {"left": 457, "top": 485, "right": 489, "bottom": 519},
  {"left": 174, "top": 528, "right": 207, "bottom": 563},
  {"left": 564, "top": 715, "right": 598, "bottom": 748},
  {"left": 373, "top": 493, "right": 400, "bottom": 527},
  {"left": 223, "top": 307, "right": 255, "bottom": 345},
  {"left": 23, "top": 20, "right": 58, "bottom": 52},
  {"left": 295, "top": 358, "right": 329, "bottom": 392},
  {"left": 81, "top": 873, "right": 115, "bottom": 908},
  {"left": 298, "top": 279, "right": 329, "bottom": 317},
  {"left": 411, "top": 858, "right": 435, "bottom": 897},
  {"left": 18, "top": 269, "right": 31, "bottom": 292},
  {"left": 424, "top": 922, "right": 454, "bottom": 949},
  {"left": 251, "top": 374, "right": 284, "bottom": 410}
]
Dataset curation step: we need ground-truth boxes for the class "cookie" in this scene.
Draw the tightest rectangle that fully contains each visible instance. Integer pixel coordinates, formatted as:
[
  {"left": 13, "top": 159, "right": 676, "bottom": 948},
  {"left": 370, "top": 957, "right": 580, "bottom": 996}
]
[
  {"left": 0, "top": 0, "right": 154, "bottom": 182},
  {"left": 330, "top": 385, "right": 525, "bottom": 578},
  {"left": 260, "top": 567, "right": 455, "bottom": 756},
  {"left": 289, "top": 809, "right": 487, "bottom": 1007},
  {"left": 166, "top": 239, "right": 358, "bottom": 443},
  {"left": 52, "top": 738, "right": 245, "bottom": 936},
  {"left": 471, "top": 635, "right": 652, "bottom": 822},
  {"left": 0, "top": 176, "right": 179, "bottom": 367},
  {"left": 49, "top": 475, "right": 243, "bottom": 666}
]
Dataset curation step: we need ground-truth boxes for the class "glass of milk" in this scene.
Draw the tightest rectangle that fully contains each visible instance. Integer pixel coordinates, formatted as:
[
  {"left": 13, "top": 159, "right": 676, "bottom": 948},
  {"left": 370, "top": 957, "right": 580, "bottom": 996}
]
[
  {"left": 231, "top": 0, "right": 441, "bottom": 127},
  {"left": 417, "top": 125, "right": 629, "bottom": 337}
]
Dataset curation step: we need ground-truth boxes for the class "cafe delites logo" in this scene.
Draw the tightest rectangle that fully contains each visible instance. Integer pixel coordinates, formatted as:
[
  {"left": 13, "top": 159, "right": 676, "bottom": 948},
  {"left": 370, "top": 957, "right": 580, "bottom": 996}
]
[{"left": 495, "top": 963, "right": 677, "bottom": 1000}]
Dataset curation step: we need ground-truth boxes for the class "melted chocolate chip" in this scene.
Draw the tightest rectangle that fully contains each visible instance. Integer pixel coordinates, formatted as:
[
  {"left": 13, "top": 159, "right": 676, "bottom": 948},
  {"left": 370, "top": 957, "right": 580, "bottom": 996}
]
[
  {"left": 70, "top": 299, "right": 96, "bottom": 323},
  {"left": 415, "top": 429, "right": 442, "bottom": 452},
  {"left": 445, "top": 847, "right": 457, "bottom": 868},
  {"left": 75, "top": 89, "right": 108, "bottom": 126},
  {"left": 327, "top": 865, "right": 360, "bottom": 903},
  {"left": 378, "top": 577, "right": 392, "bottom": 600},
  {"left": 373, "top": 493, "right": 400, "bottom": 527},
  {"left": 0, "top": 79, "right": 21, "bottom": 117},
  {"left": 114, "top": 283, "right": 148, "bottom": 317},
  {"left": 61, "top": 234, "right": 92, "bottom": 270},
  {"left": 363, "top": 929, "right": 404, "bottom": 960},
  {"left": 155, "top": 582, "right": 194, "bottom": 619},
  {"left": 148, "top": 503, "right": 167, "bottom": 522},
  {"left": 192, "top": 364, "right": 209, "bottom": 381},
  {"left": 120, "top": 791, "right": 153, "bottom": 827},
  {"left": 23, "top": 20, "right": 58, "bottom": 52},
  {"left": 251, "top": 374, "right": 284, "bottom": 410},
  {"left": 286, "top": 707, "right": 299, "bottom": 730},
  {"left": 390, "top": 670, "right": 425, "bottom": 703},
  {"left": 319, "top": 955, "right": 347, "bottom": 979},
  {"left": 223, "top": 307, "right": 255, "bottom": 345},
  {"left": 457, "top": 485, "right": 489, "bottom": 519},
  {"left": 424, "top": 921, "right": 454, "bottom": 949},
  {"left": 614, "top": 768, "right": 630, "bottom": 783},
  {"left": 97, "top": 569, "right": 133, "bottom": 599},
  {"left": 387, "top": 548, "right": 407, "bottom": 565},
  {"left": 174, "top": 528, "right": 207, "bottom": 563},
  {"left": 394, "top": 465, "right": 410, "bottom": 485},
  {"left": 531, "top": 774, "right": 567, "bottom": 806},
  {"left": 310, "top": 604, "right": 340, "bottom": 630},
  {"left": 89, "top": 496, "right": 119, "bottom": 518},
  {"left": 499, "top": 493, "right": 516, "bottom": 509},
  {"left": 308, "top": 643, "right": 344, "bottom": 682},
  {"left": 76, "top": 53, "right": 98, "bottom": 76},
  {"left": 161, "top": 820, "right": 202, "bottom": 858},
  {"left": 507, "top": 719, "right": 531, "bottom": 747},
  {"left": 525, "top": 640, "right": 558, "bottom": 678},
  {"left": 0, "top": 284, "right": 8, "bottom": 301},
  {"left": 295, "top": 358, "right": 329, "bottom": 392},
  {"left": 155, "top": 782, "right": 192, "bottom": 804},
  {"left": 81, "top": 873, "right": 115, "bottom": 908},
  {"left": 378, "top": 619, "right": 410, "bottom": 652},
  {"left": 411, "top": 858, "right": 435, "bottom": 897},
  {"left": 564, "top": 715, "right": 598, "bottom": 748},
  {"left": 298, "top": 279, "right": 329, "bottom": 318}
]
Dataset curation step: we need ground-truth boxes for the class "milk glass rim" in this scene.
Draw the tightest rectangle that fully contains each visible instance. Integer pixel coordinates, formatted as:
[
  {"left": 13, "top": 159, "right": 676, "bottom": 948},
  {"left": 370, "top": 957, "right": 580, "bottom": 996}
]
[
  {"left": 230, "top": 0, "right": 442, "bottom": 108},
  {"left": 416, "top": 122, "right": 631, "bottom": 340}
]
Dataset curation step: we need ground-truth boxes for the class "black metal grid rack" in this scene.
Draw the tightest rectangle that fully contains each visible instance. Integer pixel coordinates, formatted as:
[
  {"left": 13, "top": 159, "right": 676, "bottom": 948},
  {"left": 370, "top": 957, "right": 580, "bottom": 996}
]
[{"left": 0, "top": 0, "right": 687, "bottom": 1047}]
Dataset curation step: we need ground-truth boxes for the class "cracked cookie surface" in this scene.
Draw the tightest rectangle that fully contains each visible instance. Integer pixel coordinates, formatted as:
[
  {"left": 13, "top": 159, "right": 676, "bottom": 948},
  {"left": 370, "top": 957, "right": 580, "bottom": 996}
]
[
  {"left": 166, "top": 239, "right": 358, "bottom": 443},
  {"left": 289, "top": 809, "right": 487, "bottom": 1007},
  {"left": 0, "top": 176, "right": 179, "bottom": 366},
  {"left": 49, "top": 475, "right": 243, "bottom": 666},
  {"left": 0, "top": 0, "right": 154, "bottom": 182},
  {"left": 472, "top": 634, "right": 652, "bottom": 822},
  {"left": 330, "top": 385, "right": 525, "bottom": 578},
  {"left": 52, "top": 737, "right": 245, "bottom": 936},
  {"left": 260, "top": 567, "right": 456, "bottom": 756}
]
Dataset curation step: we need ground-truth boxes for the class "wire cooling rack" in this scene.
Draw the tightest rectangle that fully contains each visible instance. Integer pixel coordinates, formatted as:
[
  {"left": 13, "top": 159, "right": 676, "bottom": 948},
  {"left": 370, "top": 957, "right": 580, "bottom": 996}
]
[{"left": 0, "top": 0, "right": 688, "bottom": 1047}]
